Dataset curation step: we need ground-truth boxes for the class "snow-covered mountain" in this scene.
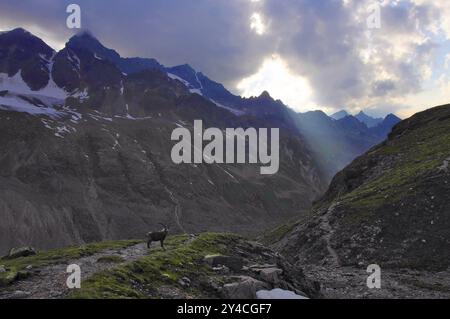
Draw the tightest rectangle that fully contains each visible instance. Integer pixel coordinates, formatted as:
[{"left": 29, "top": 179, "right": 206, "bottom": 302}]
[
  {"left": 0, "top": 28, "right": 402, "bottom": 183},
  {"left": 0, "top": 28, "right": 329, "bottom": 254}
]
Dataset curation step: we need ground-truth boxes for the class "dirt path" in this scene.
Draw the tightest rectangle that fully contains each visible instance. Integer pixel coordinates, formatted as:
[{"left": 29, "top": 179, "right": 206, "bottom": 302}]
[
  {"left": 165, "top": 186, "right": 186, "bottom": 234},
  {"left": 0, "top": 243, "right": 149, "bottom": 299},
  {"left": 319, "top": 204, "right": 340, "bottom": 267}
]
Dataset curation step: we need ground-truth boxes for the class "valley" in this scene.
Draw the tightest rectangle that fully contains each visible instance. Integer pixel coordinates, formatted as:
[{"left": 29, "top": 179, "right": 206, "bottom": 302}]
[{"left": 1, "top": 27, "right": 446, "bottom": 300}]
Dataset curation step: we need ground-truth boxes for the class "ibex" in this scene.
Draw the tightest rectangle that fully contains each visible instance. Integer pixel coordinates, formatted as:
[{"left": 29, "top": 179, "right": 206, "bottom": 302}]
[{"left": 146, "top": 223, "right": 169, "bottom": 250}]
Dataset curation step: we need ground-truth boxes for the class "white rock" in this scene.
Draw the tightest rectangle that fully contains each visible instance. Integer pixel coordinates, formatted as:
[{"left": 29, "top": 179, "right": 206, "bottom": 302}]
[{"left": 256, "top": 288, "right": 308, "bottom": 300}]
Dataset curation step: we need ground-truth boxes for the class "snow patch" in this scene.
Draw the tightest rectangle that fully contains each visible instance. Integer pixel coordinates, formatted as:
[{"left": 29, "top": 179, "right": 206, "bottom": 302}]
[
  {"left": 0, "top": 71, "right": 67, "bottom": 100},
  {"left": 210, "top": 99, "right": 245, "bottom": 116},
  {"left": 192, "top": 71, "right": 204, "bottom": 96},
  {"left": 189, "top": 88, "right": 203, "bottom": 95},
  {"left": 39, "top": 53, "right": 50, "bottom": 63},
  {"left": 112, "top": 138, "right": 120, "bottom": 150},
  {"left": 89, "top": 113, "right": 113, "bottom": 122},
  {"left": 256, "top": 289, "right": 308, "bottom": 300},
  {"left": 0, "top": 94, "right": 64, "bottom": 118},
  {"left": 120, "top": 81, "right": 124, "bottom": 95},
  {"left": 70, "top": 88, "right": 89, "bottom": 101},
  {"left": 168, "top": 71, "right": 204, "bottom": 96},
  {"left": 223, "top": 169, "right": 238, "bottom": 182},
  {"left": 167, "top": 73, "right": 190, "bottom": 87},
  {"left": 94, "top": 53, "right": 103, "bottom": 60},
  {"left": 66, "top": 50, "right": 81, "bottom": 73}
]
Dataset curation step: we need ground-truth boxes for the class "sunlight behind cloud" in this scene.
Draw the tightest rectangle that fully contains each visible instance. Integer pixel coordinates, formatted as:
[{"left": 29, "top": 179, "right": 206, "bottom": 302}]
[
  {"left": 250, "top": 13, "right": 266, "bottom": 35},
  {"left": 237, "top": 55, "right": 317, "bottom": 112}
]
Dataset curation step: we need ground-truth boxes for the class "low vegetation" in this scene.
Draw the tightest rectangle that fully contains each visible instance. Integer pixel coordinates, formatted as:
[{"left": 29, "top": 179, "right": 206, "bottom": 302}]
[
  {"left": 0, "top": 240, "right": 140, "bottom": 287},
  {"left": 338, "top": 108, "right": 450, "bottom": 223},
  {"left": 69, "top": 233, "right": 239, "bottom": 299}
]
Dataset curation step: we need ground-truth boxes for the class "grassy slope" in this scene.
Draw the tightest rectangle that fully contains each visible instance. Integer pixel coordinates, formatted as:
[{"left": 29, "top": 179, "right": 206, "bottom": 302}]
[
  {"left": 273, "top": 104, "right": 450, "bottom": 270},
  {"left": 0, "top": 240, "right": 140, "bottom": 287},
  {"left": 69, "top": 233, "right": 239, "bottom": 299},
  {"left": 338, "top": 105, "right": 450, "bottom": 224}
]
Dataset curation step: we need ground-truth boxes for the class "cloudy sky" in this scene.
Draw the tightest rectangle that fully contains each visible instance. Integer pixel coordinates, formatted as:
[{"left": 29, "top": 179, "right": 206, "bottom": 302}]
[{"left": 1, "top": 0, "right": 450, "bottom": 118}]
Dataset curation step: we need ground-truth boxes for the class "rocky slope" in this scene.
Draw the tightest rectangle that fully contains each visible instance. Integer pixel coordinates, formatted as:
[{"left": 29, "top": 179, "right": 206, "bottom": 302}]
[
  {"left": 0, "top": 234, "right": 320, "bottom": 299},
  {"left": 276, "top": 103, "right": 450, "bottom": 271},
  {"left": 78, "top": 27, "right": 400, "bottom": 180},
  {"left": 0, "top": 28, "right": 327, "bottom": 254}
]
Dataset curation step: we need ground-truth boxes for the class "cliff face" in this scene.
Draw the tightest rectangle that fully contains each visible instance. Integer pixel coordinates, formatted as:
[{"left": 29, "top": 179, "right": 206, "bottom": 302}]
[{"left": 277, "top": 104, "right": 450, "bottom": 271}]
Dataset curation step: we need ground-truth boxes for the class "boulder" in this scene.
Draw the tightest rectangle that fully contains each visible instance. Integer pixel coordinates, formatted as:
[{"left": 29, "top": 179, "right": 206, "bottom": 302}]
[
  {"left": 222, "top": 276, "right": 269, "bottom": 299},
  {"left": 212, "top": 265, "right": 231, "bottom": 274},
  {"left": 203, "top": 255, "right": 244, "bottom": 272},
  {"left": 178, "top": 277, "right": 191, "bottom": 287},
  {"left": 0, "top": 265, "right": 6, "bottom": 273},
  {"left": 258, "top": 267, "right": 283, "bottom": 284},
  {"left": 6, "top": 247, "right": 36, "bottom": 260}
]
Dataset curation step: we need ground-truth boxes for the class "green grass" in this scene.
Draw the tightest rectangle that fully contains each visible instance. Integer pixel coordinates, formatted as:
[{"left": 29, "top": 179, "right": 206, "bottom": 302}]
[
  {"left": 69, "top": 233, "right": 239, "bottom": 299},
  {"left": 259, "top": 220, "right": 300, "bottom": 245},
  {"left": 337, "top": 115, "right": 450, "bottom": 224},
  {"left": 0, "top": 240, "right": 140, "bottom": 287}
]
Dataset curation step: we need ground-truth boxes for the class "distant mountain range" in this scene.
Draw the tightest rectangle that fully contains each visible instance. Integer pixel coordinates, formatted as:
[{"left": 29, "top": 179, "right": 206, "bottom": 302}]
[
  {"left": 293, "top": 109, "right": 401, "bottom": 179},
  {"left": 0, "top": 28, "right": 401, "bottom": 252},
  {"left": 331, "top": 109, "right": 393, "bottom": 128}
]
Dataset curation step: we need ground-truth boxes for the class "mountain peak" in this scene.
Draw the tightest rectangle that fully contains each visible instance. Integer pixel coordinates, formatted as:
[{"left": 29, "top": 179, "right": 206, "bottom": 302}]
[
  {"left": 259, "top": 90, "right": 272, "bottom": 99},
  {"left": 1, "top": 27, "right": 40, "bottom": 40},
  {"left": 330, "top": 110, "right": 349, "bottom": 120},
  {"left": 66, "top": 30, "right": 121, "bottom": 62},
  {"left": 8, "top": 27, "right": 30, "bottom": 34},
  {"left": 167, "top": 64, "right": 198, "bottom": 75},
  {"left": 181, "top": 63, "right": 195, "bottom": 70},
  {"left": 0, "top": 27, "right": 54, "bottom": 60},
  {"left": 355, "top": 110, "right": 383, "bottom": 128},
  {"left": 73, "top": 30, "right": 97, "bottom": 38},
  {"left": 68, "top": 30, "right": 102, "bottom": 47},
  {"left": 381, "top": 113, "right": 402, "bottom": 126},
  {"left": 385, "top": 113, "right": 400, "bottom": 120}
]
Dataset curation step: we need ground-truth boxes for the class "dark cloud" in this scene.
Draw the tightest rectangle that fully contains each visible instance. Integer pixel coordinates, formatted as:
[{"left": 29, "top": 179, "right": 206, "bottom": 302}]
[
  {"left": 0, "top": 0, "right": 271, "bottom": 85},
  {"left": 0, "top": 0, "right": 446, "bottom": 114},
  {"left": 372, "top": 80, "right": 396, "bottom": 97}
]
